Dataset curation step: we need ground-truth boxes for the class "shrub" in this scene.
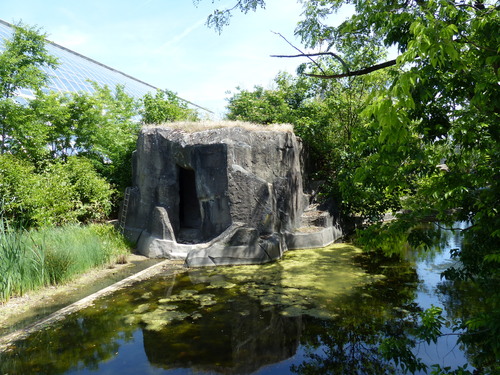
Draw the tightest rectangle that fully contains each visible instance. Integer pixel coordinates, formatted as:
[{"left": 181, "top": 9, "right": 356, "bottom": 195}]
[
  {"left": 25, "top": 162, "right": 78, "bottom": 226},
  {"left": 64, "top": 156, "right": 113, "bottom": 223},
  {"left": 0, "top": 155, "right": 112, "bottom": 227},
  {"left": 0, "top": 154, "right": 35, "bottom": 223}
]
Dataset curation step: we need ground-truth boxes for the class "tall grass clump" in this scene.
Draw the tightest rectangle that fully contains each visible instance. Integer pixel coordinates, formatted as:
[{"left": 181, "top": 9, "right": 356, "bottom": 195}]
[
  {"left": 0, "top": 219, "right": 131, "bottom": 303},
  {"left": 0, "top": 216, "right": 38, "bottom": 302}
]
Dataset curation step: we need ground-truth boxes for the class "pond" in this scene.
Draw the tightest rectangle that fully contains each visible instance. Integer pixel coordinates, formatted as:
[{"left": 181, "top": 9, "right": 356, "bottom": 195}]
[{"left": 0, "top": 230, "right": 473, "bottom": 374}]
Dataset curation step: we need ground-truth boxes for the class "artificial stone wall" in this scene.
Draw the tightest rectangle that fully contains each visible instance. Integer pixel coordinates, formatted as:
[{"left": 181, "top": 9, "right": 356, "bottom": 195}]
[
  {"left": 121, "top": 124, "right": 339, "bottom": 266},
  {"left": 126, "top": 129, "right": 232, "bottom": 243}
]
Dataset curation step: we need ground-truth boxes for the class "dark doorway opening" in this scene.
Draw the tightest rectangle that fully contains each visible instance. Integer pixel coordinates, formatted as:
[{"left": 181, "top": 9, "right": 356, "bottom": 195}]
[{"left": 178, "top": 167, "right": 202, "bottom": 243}]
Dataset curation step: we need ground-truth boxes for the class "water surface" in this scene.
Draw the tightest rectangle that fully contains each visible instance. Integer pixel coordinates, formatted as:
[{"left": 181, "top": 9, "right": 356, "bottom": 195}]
[{"left": 0, "top": 242, "right": 471, "bottom": 374}]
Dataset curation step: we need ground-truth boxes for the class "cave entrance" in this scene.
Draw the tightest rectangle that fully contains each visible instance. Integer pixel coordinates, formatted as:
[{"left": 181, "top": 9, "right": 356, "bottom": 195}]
[{"left": 178, "top": 167, "right": 202, "bottom": 243}]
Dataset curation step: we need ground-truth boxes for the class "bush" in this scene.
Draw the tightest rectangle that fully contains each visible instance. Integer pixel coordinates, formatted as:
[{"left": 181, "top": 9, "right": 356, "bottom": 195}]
[
  {"left": 0, "top": 155, "right": 112, "bottom": 227},
  {"left": 64, "top": 156, "right": 113, "bottom": 223},
  {"left": 0, "top": 154, "right": 35, "bottom": 223},
  {"left": 26, "top": 162, "right": 78, "bottom": 226}
]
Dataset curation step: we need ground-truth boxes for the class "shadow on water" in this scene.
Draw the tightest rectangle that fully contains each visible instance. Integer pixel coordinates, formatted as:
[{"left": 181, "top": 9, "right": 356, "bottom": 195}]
[{"left": 0, "top": 239, "right": 477, "bottom": 374}]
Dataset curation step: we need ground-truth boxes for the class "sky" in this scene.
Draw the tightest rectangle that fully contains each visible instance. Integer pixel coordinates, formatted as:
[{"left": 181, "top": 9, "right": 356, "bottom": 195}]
[{"left": 0, "top": 0, "right": 352, "bottom": 118}]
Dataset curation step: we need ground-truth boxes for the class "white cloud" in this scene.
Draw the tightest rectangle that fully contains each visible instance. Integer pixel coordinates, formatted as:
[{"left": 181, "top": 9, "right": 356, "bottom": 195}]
[
  {"left": 49, "top": 26, "right": 90, "bottom": 49},
  {"left": 154, "top": 16, "right": 207, "bottom": 53}
]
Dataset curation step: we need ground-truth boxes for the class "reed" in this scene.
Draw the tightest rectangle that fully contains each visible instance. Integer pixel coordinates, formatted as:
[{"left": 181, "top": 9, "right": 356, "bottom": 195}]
[
  {"left": 0, "top": 216, "right": 28, "bottom": 301},
  {"left": 0, "top": 220, "right": 131, "bottom": 303}
]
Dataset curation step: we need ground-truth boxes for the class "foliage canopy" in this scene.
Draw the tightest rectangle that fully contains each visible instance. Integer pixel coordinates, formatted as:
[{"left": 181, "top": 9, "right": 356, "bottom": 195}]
[
  {"left": 0, "top": 21, "right": 58, "bottom": 155},
  {"left": 213, "top": 0, "right": 499, "bottom": 372},
  {"left": 209, "top": 0, "right": 499, "bottom": 275},
  {"left": 141, "top": 89, "right": 200, "bottom": 124},
  {"left": 0, "top": 22, "right": 200, "bottom": 226}
]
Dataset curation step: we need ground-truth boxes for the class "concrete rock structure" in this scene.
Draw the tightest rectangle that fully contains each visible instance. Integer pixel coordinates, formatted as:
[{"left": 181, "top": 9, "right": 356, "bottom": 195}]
[{"left": 121, "top": 122, "right": 342, "bottom": 266}]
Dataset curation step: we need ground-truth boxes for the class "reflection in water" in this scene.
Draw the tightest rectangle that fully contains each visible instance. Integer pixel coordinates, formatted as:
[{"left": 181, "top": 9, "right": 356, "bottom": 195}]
[
  {"left": 0, "top": 242, "right": 476, "bottom": 374},
  {"left": 144, "top": 306, "right": 301, "bottom": 374},
  {"left": 291, "top": 250, "right": 422, "bottom": 375}
]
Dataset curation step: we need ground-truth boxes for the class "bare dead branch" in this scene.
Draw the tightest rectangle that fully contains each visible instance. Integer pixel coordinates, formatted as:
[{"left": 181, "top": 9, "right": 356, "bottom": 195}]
[
  {"left": 435, "top": 222, "right": 475, "bottom": 232},
  {"left": 271, "top": 52, "right": 351, "bottom": 73},
  {"left": 456, "top": 38, "right": 497, "bottom": 53},
  {"left": 304, "top": 59, "right": 397, "bottom": 79},
  {"left": 269, "top": 30, "right": 397, "bottom": 79},
  {"left": 271, "top": 31, "right": 328, "bottom": 75}
]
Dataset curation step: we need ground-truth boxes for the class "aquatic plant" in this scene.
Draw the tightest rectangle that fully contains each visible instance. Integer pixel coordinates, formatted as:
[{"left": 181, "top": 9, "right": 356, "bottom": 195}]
[
  {"left": 0, "top": 221, "right": 131, "bottom": 302},
  {"left": 0, "top": 215, "right": 31, "bottom": 301},
  {"left": 128, "top": 244, "right": 387, "bottom": 333}
]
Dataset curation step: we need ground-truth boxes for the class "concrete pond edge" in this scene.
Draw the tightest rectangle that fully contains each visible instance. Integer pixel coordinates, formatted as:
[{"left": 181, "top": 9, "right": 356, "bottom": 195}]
[{"left": 0, "top": 259, "right": 186, "bottom": 352}]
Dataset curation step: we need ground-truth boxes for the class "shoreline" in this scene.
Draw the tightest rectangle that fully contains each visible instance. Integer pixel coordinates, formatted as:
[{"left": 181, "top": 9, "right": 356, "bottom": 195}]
[{"left": 0, "top": 255, "right": 185, "bottom": 352}]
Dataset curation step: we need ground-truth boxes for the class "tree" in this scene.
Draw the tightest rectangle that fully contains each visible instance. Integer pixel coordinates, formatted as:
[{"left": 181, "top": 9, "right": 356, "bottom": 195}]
[
  {"left": 0, "top": 154, "right": 112, "bottom": 226},
  {"left": 72, "top": 83, "right": 141, "bottom": 192},
  {"left": 141, "top": 89, "right": 199, "bottom": 124},
  {"left": 0, "top": 82, "right": 138, "bottom": 225},
  {"left": 225, "top": 67, "right": 389, "bottom": 207},
  {"left": 0, "top": 21, "right": 209, "bottom": 225},
  {"left": 0, "top": 21, "right": 58, "bottom": 154},
  {"left": 203, "top": 0, "right": 499, "bottom": 266},
  {"left": 226, "top": 84, "right": 293, "bottom": 124},
  {"left": 201, "top": 0, "right": 500, "bottom": 372},
  {"left": 25, "top": 83, "right": 141, "bottom": 192}
]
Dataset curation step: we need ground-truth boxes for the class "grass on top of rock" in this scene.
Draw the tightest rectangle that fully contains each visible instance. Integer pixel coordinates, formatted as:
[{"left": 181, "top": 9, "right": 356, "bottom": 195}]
[
  {"left": 0, "top": 220, "right": 132, "bottom": 303},
  {"left": 146, "top": 120, "right": 294, "bottom": 133}
]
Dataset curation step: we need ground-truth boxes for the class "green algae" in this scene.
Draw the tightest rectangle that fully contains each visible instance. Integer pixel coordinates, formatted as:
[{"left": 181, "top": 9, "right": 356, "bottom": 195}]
[
  {"left": 133, "top": 303, "right": 151, "bottom": 314},
  {"left": 206, "top": 279, "right": 237, "bottom": 289},
  {"left": 192, "top": 244, "right": 383, "bottom": 319},
  {"left": 141, "top": 308, "right": 190, "bottom": 331},
  {"left": 140, "top": 292, "right": 152, "bottom": 300},
  {"left": 84, "top": 244, "right": 389, "bottom": 336},
  {"left": 137, "top": 243, "right": 385, "bottom": 325},
  {"left": 191, "top": 312, "right": 203, "bottom": 320}
]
